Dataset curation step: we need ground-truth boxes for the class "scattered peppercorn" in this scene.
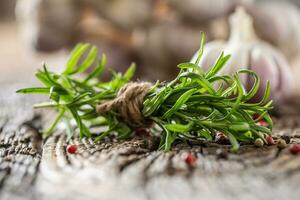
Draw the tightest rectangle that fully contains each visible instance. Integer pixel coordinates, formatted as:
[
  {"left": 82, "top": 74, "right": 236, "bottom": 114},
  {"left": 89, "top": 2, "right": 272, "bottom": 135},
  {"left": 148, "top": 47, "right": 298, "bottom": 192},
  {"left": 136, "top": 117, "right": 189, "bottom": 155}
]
[
  {"left": 66, "top": 144, "right": 77, "bottom": 154},
  {"left": 182, "top": 152, "right": 197, "bottom": 166},
  {"left": 289, "top": 144, "right": 300, "bottom": 155},
  {"left": 256, "top": 120, "right": 269, "bottom": 127},
  {"left": 215, "top": 132, "right": 229, "bottom": 145},
  {"left": 266, "top": 135, "right": 275, "bottom": 145},
  {"left": 216, "top": 149, "right": 228, "bottom": 160},
  {"left": 280, "top": 135, "right": 290, "bottom": 144},
  {"left": 254, "top": 138, "right": 264, "bottom": 147},
  {"left": 277, "top": 139, "right": 287, "bottom": 149}
]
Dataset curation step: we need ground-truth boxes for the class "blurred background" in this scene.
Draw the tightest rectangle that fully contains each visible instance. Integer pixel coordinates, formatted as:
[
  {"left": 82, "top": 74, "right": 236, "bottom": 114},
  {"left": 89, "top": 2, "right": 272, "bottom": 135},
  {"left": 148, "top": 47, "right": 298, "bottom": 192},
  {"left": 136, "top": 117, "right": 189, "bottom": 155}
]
[{"left": 1, "top": 0, "right": 300, "bottom": 111}]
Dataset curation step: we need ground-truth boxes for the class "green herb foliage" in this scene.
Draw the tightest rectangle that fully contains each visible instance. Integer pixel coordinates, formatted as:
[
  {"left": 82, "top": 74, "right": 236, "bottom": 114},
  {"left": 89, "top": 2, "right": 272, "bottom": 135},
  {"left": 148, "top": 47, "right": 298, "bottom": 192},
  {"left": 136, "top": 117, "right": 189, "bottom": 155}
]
[{"left": 17, "top": 34, "right": 273, "bottom": 151}]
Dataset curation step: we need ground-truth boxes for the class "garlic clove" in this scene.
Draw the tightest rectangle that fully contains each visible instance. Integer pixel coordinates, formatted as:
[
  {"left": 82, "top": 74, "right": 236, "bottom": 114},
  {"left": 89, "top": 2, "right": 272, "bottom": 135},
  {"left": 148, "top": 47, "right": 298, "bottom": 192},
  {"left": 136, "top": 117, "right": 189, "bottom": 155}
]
[
  {"left": 191, "top": 7, "right": 295, "bottom": 110},
  {"left": 249, "top": 1, "right": 300, "bottom": 59},
  {"left": 16, "top": 0, "right": 81, "bottom": 52},
  {"left": 269, "top": 48, "right": 295, "bottom": 104},
  {"left": 249, "top": 48, "right": 280, "bottom": 103},
  {"left": 169, "top": 0, "right": 236, "bottom": 23}
]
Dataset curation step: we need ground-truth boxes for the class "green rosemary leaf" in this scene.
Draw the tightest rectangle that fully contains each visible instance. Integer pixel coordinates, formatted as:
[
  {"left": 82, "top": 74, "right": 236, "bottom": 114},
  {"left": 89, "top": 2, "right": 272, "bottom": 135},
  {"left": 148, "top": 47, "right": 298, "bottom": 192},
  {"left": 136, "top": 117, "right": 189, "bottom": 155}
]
[
  {"left": 142, "top": 87, "right": 171, "bottom": 117},
  {"left": 64, "top": 117, "right": 74, "bottom": 141},
  {"left": 69, "top": 108, "right": 91, "bottom": 138},
  {"left": 43, "top": 64, "right": 59, "bottom": 86},
  {"left": 238, "top": 70, "right": 260, "bottom": 101},
  {"left": 44, "top": 108, "right": 66, "bottom": 136},
  {"left": 66, "top": 92, "right": 92, "bottom": 107},
  {"left": 205, "top": 52, "right": 230, "bottom": 79},
  {"left": 16, "top": 87, "right": 50, "bottom": 94},
  {"left": 64, "top": 43, "right": 90, "bottom": 75},
  {"left": 177, "top": 63, "right": 205, "bottom": 74},
  {"left": 195, "top": 32, "right": 205, "bottom": 66},
  {"left": 260, "top": 81, "right": 271, "bottom": 105},
  {"left": 233, "top": 131, "right": 253, "bottom": 142},
  {"left": 123, "top": 63, "right": 136, "bottom": 81},
  {"left": 208, "top": 75, "right": 232, "bottom": 86},
  {"left": 228, "top": 122, "right": 250, "bottom": 132},
  {"left": 163, "top": 88, "right": 197, "bottom": 119},
  {"left": 84, "top": 54, "right": 107, "bottom": 83},
  {"left": 33, "top": 102, "right": 60, "bottom": 108},
  {"left": 95, "top": 129, "right": 112, "bottom": 142},
  {"left": 232, "top": 73, "right": 246, "bottom": 108},
  {"left": 178, "top": 72, "right": 215, "bottom": 94},
  {"left": 226, "top": 131, "right": 240, "bottom": 152},
  {"left": 76, "top": 46, "right": 98, "bottom": 73},
  {"left": 17, "top": 37, "right": 274, "bottom": 152},
  {"left": 198, "top": 129, "right": 213, "bottom": 141},
  {"left": 165, "top": 121, "right": 193, "bottom": 133},
  {"left": 251, "top": 124, "right": 271, "bottom": 134},
  {"left": 115, "top": 122, "right": 132, "bottom": 139},
  {"left": 35, "top": 71, "right": 53, "bottom": 87},
  {"left": 164, "top": 129, "right": 177, "bottom": 151}
]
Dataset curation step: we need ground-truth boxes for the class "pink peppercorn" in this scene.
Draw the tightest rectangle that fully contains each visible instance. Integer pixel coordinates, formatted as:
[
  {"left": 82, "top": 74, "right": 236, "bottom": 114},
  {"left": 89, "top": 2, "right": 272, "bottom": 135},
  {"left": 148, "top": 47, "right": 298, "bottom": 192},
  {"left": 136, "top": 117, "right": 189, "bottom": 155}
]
[
  {"left": 266, "top": 136, "right": 275, "bottom": 145},
  {"left": 256, "top": 120, "right": 269, "bottom": 127},
  {"left": 67, "top": 144, "right": 77, "bottom": 154},
  {"left": 215, "top": 132, "right": 229, "bottom": 144},
  {"left": 289, "top": 145, "right": 300, "bottom": 155},
  {"left": 182, "top": 152, "right": 197, "bottom": 166}
]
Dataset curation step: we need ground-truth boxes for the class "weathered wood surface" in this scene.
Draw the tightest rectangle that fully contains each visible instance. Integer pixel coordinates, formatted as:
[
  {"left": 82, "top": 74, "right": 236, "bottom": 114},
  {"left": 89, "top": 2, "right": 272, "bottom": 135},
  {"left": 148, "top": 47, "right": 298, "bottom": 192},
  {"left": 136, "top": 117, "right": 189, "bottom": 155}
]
[{"left": 1, "top": 84, "right": 300, "bottom": 200}]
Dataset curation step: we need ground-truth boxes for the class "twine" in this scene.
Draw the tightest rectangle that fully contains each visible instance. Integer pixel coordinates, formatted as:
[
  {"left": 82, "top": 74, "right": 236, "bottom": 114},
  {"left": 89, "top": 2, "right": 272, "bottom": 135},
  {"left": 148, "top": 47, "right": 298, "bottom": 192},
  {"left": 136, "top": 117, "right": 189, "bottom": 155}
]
[{"left": 96, "top": 82, "right": 152, "bottom": 127}]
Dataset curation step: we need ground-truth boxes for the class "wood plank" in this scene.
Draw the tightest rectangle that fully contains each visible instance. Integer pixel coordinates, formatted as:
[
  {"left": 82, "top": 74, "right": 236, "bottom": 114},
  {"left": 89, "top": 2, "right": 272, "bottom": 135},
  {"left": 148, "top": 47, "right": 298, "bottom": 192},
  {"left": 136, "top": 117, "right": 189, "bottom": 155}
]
[
  {"left": 1, "top": 84, "right": 300, "bottom": 200},
  {"left": 36, "top": 119, "right": 300, "bottom": 200},
  {"left": 0, "top": 84, "right": 43, "bottom": 200}
]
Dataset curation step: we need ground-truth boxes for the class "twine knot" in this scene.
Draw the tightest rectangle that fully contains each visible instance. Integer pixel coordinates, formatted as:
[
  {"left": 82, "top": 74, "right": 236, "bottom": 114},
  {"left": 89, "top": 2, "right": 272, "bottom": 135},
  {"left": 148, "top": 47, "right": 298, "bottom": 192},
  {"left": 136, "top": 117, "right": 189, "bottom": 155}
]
[{"left": 96, "top": 82, "right": 152, "bottom": 127}]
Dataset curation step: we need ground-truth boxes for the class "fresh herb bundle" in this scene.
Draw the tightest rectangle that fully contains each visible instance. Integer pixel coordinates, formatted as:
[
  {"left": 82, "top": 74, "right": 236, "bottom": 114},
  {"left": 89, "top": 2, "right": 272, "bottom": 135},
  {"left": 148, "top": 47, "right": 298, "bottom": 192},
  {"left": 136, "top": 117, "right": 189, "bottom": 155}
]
[{"left": 17, "top": 34, "right": 273, "bottom": 152}]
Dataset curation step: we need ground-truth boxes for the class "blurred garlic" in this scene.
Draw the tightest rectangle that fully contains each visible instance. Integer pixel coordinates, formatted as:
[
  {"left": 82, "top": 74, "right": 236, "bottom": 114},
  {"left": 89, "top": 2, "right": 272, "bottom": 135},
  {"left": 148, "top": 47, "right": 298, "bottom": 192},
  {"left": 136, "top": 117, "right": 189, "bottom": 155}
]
[
  {"left": 134, "top": 22, "right": 210, "bottom": 81},
  {"left": 291, "top": 56, "right": 300, "bottom": 103},
  {"left": 191, "top": 7, "right": 294, "bottom": 108},
  {"left": 169, "top": 0, "right": 236, "bottom": 23},
  {"left": 16, "top": 0, "right": 80, "bottom": 52},
  {"left": 248, "top": 1, "right": 300, "bottom": 59},
  {"left": 85, "top": 0, "right": 154, "bottom": 31}
]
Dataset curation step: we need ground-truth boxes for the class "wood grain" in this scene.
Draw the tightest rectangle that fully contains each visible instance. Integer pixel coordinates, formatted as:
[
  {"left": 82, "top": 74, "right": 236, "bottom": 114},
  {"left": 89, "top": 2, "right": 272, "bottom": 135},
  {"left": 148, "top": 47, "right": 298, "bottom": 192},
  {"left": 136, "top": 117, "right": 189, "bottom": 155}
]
[{"left": 1, "top": 84, "right": 300, "bottom": 200}]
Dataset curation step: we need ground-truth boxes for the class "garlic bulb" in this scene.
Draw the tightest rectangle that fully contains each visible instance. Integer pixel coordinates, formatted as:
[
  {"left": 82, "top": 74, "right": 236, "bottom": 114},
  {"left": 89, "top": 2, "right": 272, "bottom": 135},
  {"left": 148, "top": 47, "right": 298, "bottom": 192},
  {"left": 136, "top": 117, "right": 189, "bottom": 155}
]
[
  {"left": 16, "top": 0, "right": 80, "bottom": 51},
  {"left": 86, "top": 0, "right": 154, "bottom": 31},
  {"left": 191, "top": 7, "right": 294, "bottom": 107},
  {"left": 248, "top": 1, "right": 300, "bottom": 59},
  {"left": 169, "top": 0, "right": 236, "bottom": 23},
  {"left": 135, "top": 22, "right": 209, "bottom": 81}
]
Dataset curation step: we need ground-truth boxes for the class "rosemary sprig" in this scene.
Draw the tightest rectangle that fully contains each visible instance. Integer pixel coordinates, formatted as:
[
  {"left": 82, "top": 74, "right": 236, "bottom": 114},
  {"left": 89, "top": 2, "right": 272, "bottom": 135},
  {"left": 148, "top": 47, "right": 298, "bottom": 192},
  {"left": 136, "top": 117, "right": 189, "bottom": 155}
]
[{"left": 17, "top": 34, "right": 273, "bottom": 152}]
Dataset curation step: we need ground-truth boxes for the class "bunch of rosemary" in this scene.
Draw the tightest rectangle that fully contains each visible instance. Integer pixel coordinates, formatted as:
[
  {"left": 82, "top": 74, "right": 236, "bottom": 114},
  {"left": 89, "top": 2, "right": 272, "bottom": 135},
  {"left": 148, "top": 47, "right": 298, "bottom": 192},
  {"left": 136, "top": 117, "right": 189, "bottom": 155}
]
[{"left": 17, "top": 34, "right": 273, "bottom": 152}]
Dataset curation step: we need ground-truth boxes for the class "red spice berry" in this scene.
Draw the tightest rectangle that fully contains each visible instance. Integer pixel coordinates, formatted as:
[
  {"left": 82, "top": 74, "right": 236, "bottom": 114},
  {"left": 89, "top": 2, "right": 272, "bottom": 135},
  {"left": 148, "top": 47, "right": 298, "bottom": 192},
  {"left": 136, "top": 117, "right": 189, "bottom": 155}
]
[
  {"left": 256, "top": 120, "right": 269, "bottom": 127},
  {"left": 182, "top": 152, "right": 197, "bottom": 166},
  {"left": 256, "top": 120, "right": 268, "bottom": 127},
  {"left": 216, "top": 132, "right": 226, "bottom": 139},
  {"left": 215, "top": 132, "right": 229, "bottom": 145},
  {"left": 266, "top": 136, "right": 275, "bottom": 145},
  {"left": 67, "top": 144, "right": 77, "bottom": 154},
  {"left": 289, "top": 145, "right": 300, "bottom": 155}
]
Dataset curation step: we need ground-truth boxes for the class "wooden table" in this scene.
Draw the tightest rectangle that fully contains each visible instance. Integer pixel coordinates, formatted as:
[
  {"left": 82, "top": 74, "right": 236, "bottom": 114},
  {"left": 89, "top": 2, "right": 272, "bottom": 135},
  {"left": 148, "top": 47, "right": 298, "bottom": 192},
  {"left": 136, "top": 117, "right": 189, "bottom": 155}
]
[{"left": 0, "top": 82, "right": 300, "bottom": 200}]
